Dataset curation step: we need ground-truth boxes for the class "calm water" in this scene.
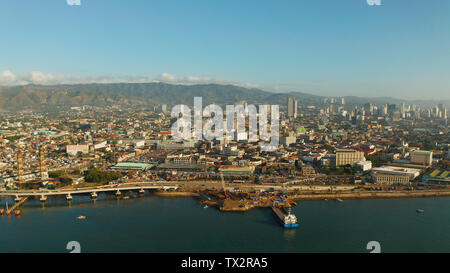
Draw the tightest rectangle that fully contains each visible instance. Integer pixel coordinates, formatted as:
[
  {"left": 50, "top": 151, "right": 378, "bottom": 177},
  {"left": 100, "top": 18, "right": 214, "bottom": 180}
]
[{"left": 0, "top": 194, "right": 449, "bottom": 253}]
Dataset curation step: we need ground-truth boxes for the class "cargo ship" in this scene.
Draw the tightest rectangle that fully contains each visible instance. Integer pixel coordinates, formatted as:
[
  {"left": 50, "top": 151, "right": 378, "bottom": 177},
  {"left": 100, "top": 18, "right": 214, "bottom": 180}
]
[{"left": 272, "top": 206, "right": 299, "bottom": 228}]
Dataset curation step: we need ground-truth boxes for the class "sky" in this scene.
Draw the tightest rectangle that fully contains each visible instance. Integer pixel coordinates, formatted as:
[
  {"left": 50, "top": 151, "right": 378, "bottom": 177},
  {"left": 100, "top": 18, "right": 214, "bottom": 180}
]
[{"left": 0, "top": 0, "right": 449, "bottom": 99}]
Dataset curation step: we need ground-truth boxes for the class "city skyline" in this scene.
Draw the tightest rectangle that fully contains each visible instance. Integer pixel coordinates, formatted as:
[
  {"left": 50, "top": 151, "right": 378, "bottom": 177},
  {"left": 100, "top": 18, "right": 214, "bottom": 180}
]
[{"left": 0, "top": 0, "right": 449, "bottom": 100}]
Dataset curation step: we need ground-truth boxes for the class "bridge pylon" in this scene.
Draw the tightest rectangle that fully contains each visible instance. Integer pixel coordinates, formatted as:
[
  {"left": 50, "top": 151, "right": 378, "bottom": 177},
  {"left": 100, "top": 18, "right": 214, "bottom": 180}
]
[
  {"left": 14, "top": 195, "right": 21, "bottom": 202},
  {"left": 91, "top": 192, "right": 98, "bottom": 199}
]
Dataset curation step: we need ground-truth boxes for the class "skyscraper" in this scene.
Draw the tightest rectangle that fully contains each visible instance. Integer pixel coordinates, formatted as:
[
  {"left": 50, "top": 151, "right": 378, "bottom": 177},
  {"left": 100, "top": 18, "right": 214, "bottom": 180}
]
[{"left": 287, "top": 97, "right": 298, "bottom": 119}]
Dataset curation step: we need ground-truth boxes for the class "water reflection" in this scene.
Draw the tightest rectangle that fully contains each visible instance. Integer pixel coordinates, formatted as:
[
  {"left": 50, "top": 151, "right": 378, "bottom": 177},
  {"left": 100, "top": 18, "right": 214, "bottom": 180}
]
[{"left": 282, "top": 229, "right": 297, "bottom": 241}]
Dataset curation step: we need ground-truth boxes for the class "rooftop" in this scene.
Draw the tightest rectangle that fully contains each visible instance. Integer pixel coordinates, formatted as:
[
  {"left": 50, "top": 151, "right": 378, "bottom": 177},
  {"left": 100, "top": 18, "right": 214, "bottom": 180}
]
[
  {"left": 111, "top": 162, "right": 153, "bottom": 171},
  {"left": 372, "top": 165, "right": 421, "bottom": 175}
]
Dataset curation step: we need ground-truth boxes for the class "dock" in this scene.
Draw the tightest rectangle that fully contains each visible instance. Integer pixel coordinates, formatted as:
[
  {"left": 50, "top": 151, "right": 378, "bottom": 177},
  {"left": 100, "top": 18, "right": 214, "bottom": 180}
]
[{"left": 7, "top": 196, "right": 29, "bottom": 214}]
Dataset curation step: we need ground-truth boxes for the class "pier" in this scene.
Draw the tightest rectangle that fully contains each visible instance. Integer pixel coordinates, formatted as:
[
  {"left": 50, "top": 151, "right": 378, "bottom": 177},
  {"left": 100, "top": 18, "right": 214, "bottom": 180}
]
[{"left": 6, "top": 196, "right": 28, "bottom": 214}]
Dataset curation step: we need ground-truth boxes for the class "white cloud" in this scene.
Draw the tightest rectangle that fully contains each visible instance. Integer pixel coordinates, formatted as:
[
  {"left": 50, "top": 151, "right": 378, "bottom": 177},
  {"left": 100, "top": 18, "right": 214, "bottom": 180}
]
[
  {"left": 0, "top": 70, "right": 260, "bottom": 90},
  {"left": 154, "top": 73, "right": 177, "bottom": 82},
  {"left": 0, "top": 70, "right": 18, "bottom": 85}
]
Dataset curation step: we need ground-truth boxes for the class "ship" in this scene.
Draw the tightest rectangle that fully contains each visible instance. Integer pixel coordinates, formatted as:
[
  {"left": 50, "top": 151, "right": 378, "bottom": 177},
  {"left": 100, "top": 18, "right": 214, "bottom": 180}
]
[{"left": 272, "top": 206, "right": 299, "bottom": 228}]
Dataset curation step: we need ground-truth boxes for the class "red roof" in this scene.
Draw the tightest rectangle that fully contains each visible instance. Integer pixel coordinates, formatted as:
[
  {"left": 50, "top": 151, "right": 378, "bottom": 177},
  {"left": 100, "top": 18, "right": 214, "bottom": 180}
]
[{"left": 156, "top": 131, "right": 171, "bottom": 135}]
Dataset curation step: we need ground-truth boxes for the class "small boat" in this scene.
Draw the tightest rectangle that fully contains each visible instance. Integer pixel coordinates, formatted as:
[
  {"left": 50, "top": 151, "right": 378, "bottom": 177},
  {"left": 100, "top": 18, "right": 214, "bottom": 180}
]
[
  {"left": 416, "top": 209, "right": 424, "bottom": 213},
  {"left": 14, "top": 210, "right": 21, "bottom": 216},
  {"left": 336, "top": 198, "right": 344, "bottom": 203},
  {"left": 203, "top": 205, "right": 208, "bottom": 209},
  {"left": 123, "top": 196, "right": 130, "bottom": 200},
  {"left": 0, "top": 209, "right": 4, "bottom": 215},
  {"left": 77, "top": 215, "right": 86, "bottom": 220}
]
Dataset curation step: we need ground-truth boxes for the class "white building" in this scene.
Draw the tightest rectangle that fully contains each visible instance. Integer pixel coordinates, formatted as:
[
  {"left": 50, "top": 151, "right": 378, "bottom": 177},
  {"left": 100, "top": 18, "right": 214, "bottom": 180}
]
[
  {"left": 371, "top": 166, "right": 421, "bottom": 185},
  {"left": 66, "top": 144, "right": 90, "bottom": 156},
  {"left": 93, "top": 141, "right": 107, "bottom": 150},
  {"left": 354, "top": 160, "right": 372, "bottom": 171},
  {"left": 132, "top": 139, "right": 145, "bottom": 148}
]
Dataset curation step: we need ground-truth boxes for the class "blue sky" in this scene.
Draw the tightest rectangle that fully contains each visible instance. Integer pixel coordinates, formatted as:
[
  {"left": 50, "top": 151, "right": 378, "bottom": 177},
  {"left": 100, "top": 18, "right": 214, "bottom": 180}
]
[{"left": 0, "top": 0, "right": 449, "bottom": 99}]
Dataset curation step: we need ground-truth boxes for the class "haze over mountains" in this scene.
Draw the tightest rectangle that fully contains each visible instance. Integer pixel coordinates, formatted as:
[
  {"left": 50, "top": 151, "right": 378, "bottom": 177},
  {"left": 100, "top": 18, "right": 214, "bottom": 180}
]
[{"left": 0, "top": 83, "right": 448, "bottom": 111}]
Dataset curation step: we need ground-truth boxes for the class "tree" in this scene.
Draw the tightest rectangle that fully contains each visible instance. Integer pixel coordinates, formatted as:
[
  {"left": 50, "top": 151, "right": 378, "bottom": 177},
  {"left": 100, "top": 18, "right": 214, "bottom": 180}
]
[
  {"left": 49, "top": 171, "right": 65, "bottom": 178},
  {"left": 84, "top": 168, "right": 122, "bottom": 184}
]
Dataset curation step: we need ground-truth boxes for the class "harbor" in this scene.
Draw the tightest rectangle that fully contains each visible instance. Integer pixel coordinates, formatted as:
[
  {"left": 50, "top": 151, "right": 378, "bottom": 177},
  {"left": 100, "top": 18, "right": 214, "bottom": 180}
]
[
  {"left": 1, "top": 181, "right": 450, "bottom": 220},
  {"left": 0, "top": 196, "right": 448, "bottom": 253}
]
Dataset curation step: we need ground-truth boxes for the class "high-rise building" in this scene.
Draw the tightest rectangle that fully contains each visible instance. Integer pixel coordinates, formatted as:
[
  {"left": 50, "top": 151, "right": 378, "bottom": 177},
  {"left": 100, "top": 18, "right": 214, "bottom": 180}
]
[{"left": 287, "top": 97, "right": 298, "bottom": 119}]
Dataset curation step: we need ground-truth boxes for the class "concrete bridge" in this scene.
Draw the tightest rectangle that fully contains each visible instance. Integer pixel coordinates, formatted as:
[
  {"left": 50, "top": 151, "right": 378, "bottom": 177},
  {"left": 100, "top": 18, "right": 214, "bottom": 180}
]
[{"left": 0, "top": 182, "right": 179, "bottom": 201}]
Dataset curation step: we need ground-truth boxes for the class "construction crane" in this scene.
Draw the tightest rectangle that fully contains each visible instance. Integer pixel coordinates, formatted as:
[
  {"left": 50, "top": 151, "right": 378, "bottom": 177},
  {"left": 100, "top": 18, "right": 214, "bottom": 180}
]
[
  {"left": 12, "top": 143, "right": 26, "bottom": 183},
  {"left": 220, "top": 171, "right": 230, "bottom": 199}
]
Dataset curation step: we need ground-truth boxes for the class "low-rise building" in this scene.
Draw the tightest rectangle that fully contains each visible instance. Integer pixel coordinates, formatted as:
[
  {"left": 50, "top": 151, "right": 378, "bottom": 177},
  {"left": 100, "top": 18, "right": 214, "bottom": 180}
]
[
  {"left": 66, "top": 144, "right": 90, "bottom": 156},
  {"left": 336, "top": 149, "right": 365, "bottom": 166},
  {"left": 354, "top": 160, "right": 372, "bottom": 172},
  {"left": 218, "top": 165, "right": 255, "bottom": 176},
  {"left": 410, "top": 150, "right": 433, "bottom": 166},
  {"left": 371, "top": 165, "right": 421, "bottom": 185},
  {"left": 422, "top": 169, "right": 450, "bottom": 185}
]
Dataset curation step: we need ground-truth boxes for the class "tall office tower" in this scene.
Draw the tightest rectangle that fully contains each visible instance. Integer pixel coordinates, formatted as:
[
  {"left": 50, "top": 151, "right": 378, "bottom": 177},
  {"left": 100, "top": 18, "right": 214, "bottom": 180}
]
[
  {"left": 17, "top": 152, "right": 25, "bottom": 183},
  {"left": 287, "top": 97, "right": 298, "bottom": 118},
  {"left": 400, "top": 102, "right": 406, "bottom": 118},
  {"left": 383, "top": 104, "right": 388, "bottom": 116},
  {"left": 329, "top": 104, "right": 334, "bottom": 114},
  {"left": 363, "top": 103, "right": 373, "bottom": 116},
  {"left": 341, "top": 97, "right": 345, "bottom": 105}
]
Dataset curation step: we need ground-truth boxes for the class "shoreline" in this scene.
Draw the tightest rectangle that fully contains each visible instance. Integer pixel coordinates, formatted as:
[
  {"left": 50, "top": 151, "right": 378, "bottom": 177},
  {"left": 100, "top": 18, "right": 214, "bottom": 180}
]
[
  {"left": 288, "top": 190, "right": 450, "bottom": 201},
  {"left": 1, "top": 189, "right": 449, "bottom": 213},
  {"left": 153, "top": 191, "right": 200, "bottom": 197}
]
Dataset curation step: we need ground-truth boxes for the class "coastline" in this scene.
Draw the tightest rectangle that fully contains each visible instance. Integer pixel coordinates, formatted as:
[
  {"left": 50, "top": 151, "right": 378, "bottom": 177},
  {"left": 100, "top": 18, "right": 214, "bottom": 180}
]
[
  {"left": 289, "top": 190, "right": 450, "bottom": 201},
  {"left": 153, "top": 191, "right": 200, "bottom": 197},
  {"left": 163, "top": 189, "right": 450, "bottom": 211}
]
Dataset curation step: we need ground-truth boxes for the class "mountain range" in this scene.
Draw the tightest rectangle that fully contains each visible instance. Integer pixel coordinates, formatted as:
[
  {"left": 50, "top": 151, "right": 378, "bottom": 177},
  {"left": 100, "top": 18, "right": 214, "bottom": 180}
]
[{"left": 0, "top": 83, "right": 448, "bottom": 111}]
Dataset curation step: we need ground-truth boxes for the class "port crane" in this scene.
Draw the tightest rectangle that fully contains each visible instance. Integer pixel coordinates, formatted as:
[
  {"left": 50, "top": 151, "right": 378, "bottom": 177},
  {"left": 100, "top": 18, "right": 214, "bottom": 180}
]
[{"left": 220, "top": 171, "right": 230, "bottom": 199}]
